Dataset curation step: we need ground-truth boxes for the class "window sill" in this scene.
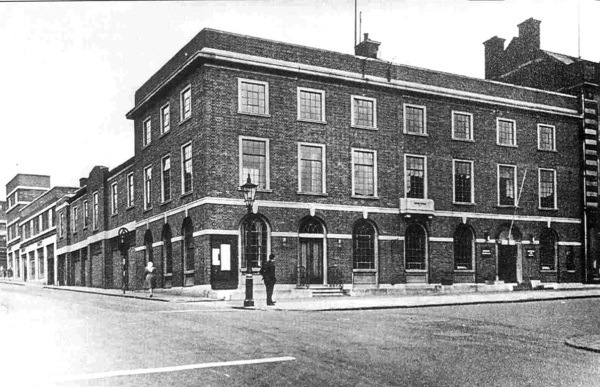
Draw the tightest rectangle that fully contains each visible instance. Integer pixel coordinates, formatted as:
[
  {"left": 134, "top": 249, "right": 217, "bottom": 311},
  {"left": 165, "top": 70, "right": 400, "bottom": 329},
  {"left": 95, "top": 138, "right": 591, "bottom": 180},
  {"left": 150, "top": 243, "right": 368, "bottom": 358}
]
[
  {"left": 160, "top": 199, "right": 173, "bottom": 206},
  {"left": 537, "top": 148, "right": 557, "bottom": 153},
  {"left": 297, "top": 191, "right": 328, "bottom": 197},
  {"left": 452, "top": 202, "right": 476, "bottom": 206},
  {"left": 495, "top": 205, "right": 519, "bottom": 209},
  {"left": 496, "top": 143, "right": 518, "bottom": 148},
  {"left": 179, "top": 116, "right": 192, "bottom": 125},
  {"left": 351, "top": 124, "right": 378, "bottom": 131},
  {"left": 454, "top": 269, "right": 475, "bottom": 273},
  {"left": 297, "top": 118, "right": 327, "bottom": 125},
  {"left": 237, "top": 188, "right": 272, "bottom": 194},
  {"left": 184, "top": 269, "right": 195, "bottom": 275},
  {"left": 452, "top": 138, "right": 475, "bottom": 142},
  {"left": 351, "top": 195, "right": 379, "bottom": 200},
  {"left": 405, "top": 269, "right": 427, "bottom": 273},
  {"left": 142, "top": 143, "right": 151, "bottom": 149},
  {"left": 159, "top": 130, "right": 171, "bottom": 139},
  {"left": 181, "top": 191, "right": 193, "bottom": 199},
  {"left": 143, "top": 207, "right": 153, "bottom": 213},
  {"left": 540, "top": 269, "right": 557, "bottom": 272},
  {"left": 538, "top": 207, "right": 558, "bottom": 211},
  {"left": 241, "top": 268, "right": 262, "bottom": 274},
  {"left": 164, "top": 273, "right": 173, "bottom": 278},
  {"left": 238, "top": 111, "right": 271, "bottom": 118},
  {"left": 126, "top": 206, "right": 135, "bottom": 211},
  {"left": 404, "top": 131, "right": 428, "bottom": 137},
  {"left": 352, "top": 269, "right": 376, "bottom": 272}
]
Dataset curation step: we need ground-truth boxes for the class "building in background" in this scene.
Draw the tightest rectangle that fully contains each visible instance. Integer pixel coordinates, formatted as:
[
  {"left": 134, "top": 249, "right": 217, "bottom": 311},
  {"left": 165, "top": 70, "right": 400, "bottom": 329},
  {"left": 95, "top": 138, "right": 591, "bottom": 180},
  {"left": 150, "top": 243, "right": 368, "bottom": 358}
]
[
  {"left": 484, "top": 18, "right": 600, "bottom": 283},
  {"left": 0, "top": 201, "right": 6, "bottom": 272}
]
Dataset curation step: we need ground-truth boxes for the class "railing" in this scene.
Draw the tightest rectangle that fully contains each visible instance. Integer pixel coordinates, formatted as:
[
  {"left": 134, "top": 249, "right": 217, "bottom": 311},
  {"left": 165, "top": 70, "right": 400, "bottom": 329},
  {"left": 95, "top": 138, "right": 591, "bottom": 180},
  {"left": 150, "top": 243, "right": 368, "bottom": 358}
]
[
  {"left": 327, "top": 265, "right": 343, "bottom": 288},
  {"left": 294, "top": 266, "right": 308, "bottom": 287}
]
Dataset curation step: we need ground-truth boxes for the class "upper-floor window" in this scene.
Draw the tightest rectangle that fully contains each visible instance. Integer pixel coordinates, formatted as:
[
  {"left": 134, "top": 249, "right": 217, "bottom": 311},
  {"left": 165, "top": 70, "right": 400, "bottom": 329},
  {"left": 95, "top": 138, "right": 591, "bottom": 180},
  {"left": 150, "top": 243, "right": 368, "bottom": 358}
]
[
  {"left": 351, "top": 96, "right": 376, "bottom": 129},
  {"left": 160, "top": 103, "right": 170, "bottom": 134},
  {"left": 144, "top": 166, "right": 153, "bottom": 210},
  {"left": 298, "top": 143, "right": 326, "bottom": 194},
  {"left": 498, "top": 165, "right": 516, "bottom": 206},
  {"left": 59, "top": 213, "right": 65, "bottom": 238},
  {"left": 539, "top": 168, "right": 557, "bottom": 209},
  {"left": 72, "top": 206, "right": 79, "bottom": 233},
  {"left": 538, "top": 124, "right": 556, "bottom": 151},
  {"left": 93, "top": 192, "right": 99, "bottom": 230},
  {"left": 238, "top": 79, "right": 269, "bottom": 116},
  {"left": 405, "top": 155, "right": 427, "bottom": 199},
  {"left": 111, "top": 182, "right": 118, "bottom": 215},
  {"left": 7, "top": 193, "right": 15, "bottom": 208},
  {"left": 83, "top": 201, "right": 88, "bottom": 228},
  {"left": 181, "top": 143, "right": 193, "bottom": 194},
  {"left": 143, "top": 117, "right": 152, "bottom": 147},
  {"left": 127, "top": 173, "right": 134, "bottom": 208},
  {"left": 161, "top": 155, "right": 172, "bottom": 202},
  {"left": 404, "top": 104, "right": 426, "bottom": 135},
  {"left": 497, "top": 118, "right": 516, "bottom": 147},
  {"left": 298, "top": 87, "right": 325, "bottom": 122},
  {"left": 453, "top": 160, "right": 473, "bottom": 204},
  {"left": 352, "top": 148, "right": 377, "bottom": 197},
  {"left": 452, "top": 111, "right": 473, "bottom": 141},
  {"left": 180, "top": 85, "right": 192, "bottom": 121},
  {"left": 240, "top": 137, "right": 269, "bottom": 190}
]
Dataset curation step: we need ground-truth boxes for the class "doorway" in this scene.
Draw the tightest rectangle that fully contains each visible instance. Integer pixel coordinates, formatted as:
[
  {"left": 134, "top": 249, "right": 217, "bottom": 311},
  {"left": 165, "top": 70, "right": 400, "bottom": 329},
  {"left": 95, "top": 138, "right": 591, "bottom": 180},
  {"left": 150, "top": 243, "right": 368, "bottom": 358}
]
[
  {"left": 498, "top": 244, "right": 518, "bottom": 283},
  {"left": 300, "top": 238, "right": 323, "bottom": 285},
  {"left": 210, "top": 235, "right": 239, "bottom": 290}
]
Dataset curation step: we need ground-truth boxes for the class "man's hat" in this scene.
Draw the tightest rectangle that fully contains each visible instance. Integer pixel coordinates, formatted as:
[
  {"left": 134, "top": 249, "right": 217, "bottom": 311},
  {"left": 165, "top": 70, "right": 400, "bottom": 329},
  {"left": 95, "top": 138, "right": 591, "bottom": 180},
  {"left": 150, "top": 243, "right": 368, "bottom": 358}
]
[{"left": 269, "top": 254, "right": 275, "bottom": 259}]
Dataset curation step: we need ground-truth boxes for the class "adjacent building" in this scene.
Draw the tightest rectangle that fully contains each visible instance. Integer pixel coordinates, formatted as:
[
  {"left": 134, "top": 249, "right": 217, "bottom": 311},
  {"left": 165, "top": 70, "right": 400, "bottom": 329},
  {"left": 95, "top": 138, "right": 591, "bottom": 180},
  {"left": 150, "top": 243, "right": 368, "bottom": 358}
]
[
  {"left": 11, "top": 19, "right": 599, "bottom": 296},
  {"left": 0, "top": 201, "right": 6, "bottom": 271}
]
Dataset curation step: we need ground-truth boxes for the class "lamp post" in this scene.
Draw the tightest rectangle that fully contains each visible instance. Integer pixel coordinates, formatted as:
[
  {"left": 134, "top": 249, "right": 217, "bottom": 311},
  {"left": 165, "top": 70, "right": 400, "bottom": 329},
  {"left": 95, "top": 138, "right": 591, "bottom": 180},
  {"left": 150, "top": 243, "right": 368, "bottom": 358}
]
[
  {"left": 240, "top": 174, "right": 258, "bottom": 307},
  {"left": 118, "top": 227, "right": 130, "bottom": 295}
]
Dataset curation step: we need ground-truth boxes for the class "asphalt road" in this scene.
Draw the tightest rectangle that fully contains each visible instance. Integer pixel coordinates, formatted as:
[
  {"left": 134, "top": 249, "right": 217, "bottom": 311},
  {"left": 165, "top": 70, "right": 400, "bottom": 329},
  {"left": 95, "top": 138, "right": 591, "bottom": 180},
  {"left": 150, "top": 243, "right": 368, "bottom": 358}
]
[{"left": 1, "top": 284, "right": 599, "bottom": 387}]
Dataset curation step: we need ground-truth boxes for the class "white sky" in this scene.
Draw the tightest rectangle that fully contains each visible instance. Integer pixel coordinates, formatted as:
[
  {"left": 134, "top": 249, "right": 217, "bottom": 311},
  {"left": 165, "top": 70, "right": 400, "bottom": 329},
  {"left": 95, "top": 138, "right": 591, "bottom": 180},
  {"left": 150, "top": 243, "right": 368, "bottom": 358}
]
[{"left": 0, "top": 0, "right": 598, "bottom": 200}]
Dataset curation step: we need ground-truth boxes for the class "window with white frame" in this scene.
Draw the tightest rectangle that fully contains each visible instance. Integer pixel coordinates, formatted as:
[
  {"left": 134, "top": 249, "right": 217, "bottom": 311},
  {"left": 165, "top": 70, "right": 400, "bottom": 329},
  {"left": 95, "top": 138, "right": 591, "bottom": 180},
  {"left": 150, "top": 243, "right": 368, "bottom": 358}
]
[
  {"left": 405, "top": 155, "right": 426, "bottom": 199},
  {"left": 181, "top": 143, "right": 193, "bottom": 194},
  {"left": 404, "top": 104, "right": 426, "bottom": 135},
  {"left": 298, "top": 87, "right": 325, "bottom": 122},
  {"left": 161, "top": 155, "right": 171, "bottom": 202},
  {"left": 538, "top": 124, "right": 556, "bottom": 151},
  {"left": 238, "top": 79, "right": 269, "bottom": 116},
  {"left": 72, "top": 206, "right": 78, "bottom": 233},
  {"left": 298, "top": 143, "right": 325, "bottom": 194},
  {"left": 180, "top": 86, "right": 192, "bottom": 121},
  {"left": 539, "top": 168, "right": 557, "bottom": 209},
  {"left": 351, "top": 96, "right": 376, "bottom": 129},
  {"left": 498, "top": 165, "right": 516, "bottom": 206},
  {"left": 160, "top": 103, "right": 170, "bottom": 134},
  {"left": 497, "top": 118, "right": 516, "bottom": 146},
  {"left": 59, "top": 212, "right": 65, "bottom": 238},
  {"left": 144, "top": 166, "right": 152, "bottom": 210},
  {"left": 143, "top": 117, "right": 151, "bottom": 147},
  {"left": 452, "top": 111, "right": 473, "bottom": 141},
  {"left": 352, "top": 149, "right": 377, "bottom": 197},
  {"left": 405, "top": 223, "right": 427, "bottom": 270},
  {"left": 240, "top": 137, "right": 269, "bottom": 189},
  {"left": 453, "top": 160, "right": 473, "bottom": 203},
  {"left": 93, "top": 192, "right": 99, "bottom": 230},
  {"left": 83, "top": 201, "right": 88, "bottom": 228},
  {"left": 111, "top": 182, "right": 118, "bottom": 215},
  {"left": 127, "top": 173, "right": 134, "bottom": 207}
]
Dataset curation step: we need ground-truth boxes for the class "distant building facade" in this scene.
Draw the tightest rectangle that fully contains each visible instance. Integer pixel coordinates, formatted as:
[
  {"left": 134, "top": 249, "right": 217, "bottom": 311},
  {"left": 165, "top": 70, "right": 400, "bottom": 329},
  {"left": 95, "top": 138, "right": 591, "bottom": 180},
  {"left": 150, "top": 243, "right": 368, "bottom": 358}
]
[{"left": 0, "top": 201, "right": 6, "bottom": 271}]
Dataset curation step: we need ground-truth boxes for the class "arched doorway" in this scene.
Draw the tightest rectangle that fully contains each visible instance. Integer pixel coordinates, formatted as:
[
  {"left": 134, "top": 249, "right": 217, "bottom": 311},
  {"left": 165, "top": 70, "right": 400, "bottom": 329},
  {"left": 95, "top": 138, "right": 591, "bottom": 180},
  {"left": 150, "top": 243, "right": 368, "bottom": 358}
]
[
  {"left": 299, "top": 217, "right": 326, "bottom": 285},
  {"left": 162, "top": 224, "right": 172, "bottom": 289}
]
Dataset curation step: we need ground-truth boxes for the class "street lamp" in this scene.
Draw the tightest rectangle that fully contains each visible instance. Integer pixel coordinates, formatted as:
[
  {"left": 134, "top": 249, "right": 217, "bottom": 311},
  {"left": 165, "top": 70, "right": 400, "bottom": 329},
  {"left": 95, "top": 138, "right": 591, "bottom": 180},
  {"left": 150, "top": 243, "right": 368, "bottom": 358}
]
[{"left": 240, "top": 174, "right": 258, "bottom": 307}]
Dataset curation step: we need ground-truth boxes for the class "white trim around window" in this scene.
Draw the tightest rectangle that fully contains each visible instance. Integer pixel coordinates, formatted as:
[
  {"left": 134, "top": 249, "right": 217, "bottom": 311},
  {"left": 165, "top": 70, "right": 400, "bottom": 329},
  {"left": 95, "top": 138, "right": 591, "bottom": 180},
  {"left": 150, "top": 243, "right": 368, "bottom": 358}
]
[
  {"left": 181, "top": 142, "right": 193, "bottom": 195},
  {"left": 238, "top": 78, "right": 270, "bottom": 116},
  {"left": 144, "top": 165, "right": 153, "bottom": 210},
  {"left": 351, "top": 148, "right": 378, "bottom": 198},
  {"left": 297, "top": 87, "right": 326, "bottom": 123},
  {"left": 538, "top": 168, "right": 557, "bottom": 210},
  {"left": 537, "top": 124, "right": 556, "bottom": 151},
  {"left": 452, "top": 159, "right": 474, "bottom": 204},
  {"left": 111, "top": 182, "right": 118, "bottom": 215},
  {"left": 404, "top": 154, "right": 428, "bottom": 199},
  {"left": 161, "top": 154, "right": 172, "bottom": 203},
  {"left": 496, "top": 117, "right": 517, "bottom": 147},
  {"left": 239, "top": 136, "right": 270, "bottom": 190},
  {"left": 351, "top": 95, "right": 377, "bottom": 129},
  {"left": 160, "top": 102, "right": 171, "bottom": 135},
  {"left": 497, "top": 164, "right": 517, "bottom": 206},
  {"left": 127, "top": 172, "right": 134, "bottom": 208},
  {"left": 403, "top": 103, "right": 427, "bottom": 135},
  {"left": 451, "top": 111, "right": 473, "bottom": 141},
  {"left": 142, "top": 117, "right": 152, "bottom": 147},
  {"left": 180, "top": 85, "right": 192, "bottom": 122},
  {"left": 92, "top": 191, "right": 99, "bottom": 230},
  {"left": 297, "top": 142, "right": 327, "bottom": 195}
]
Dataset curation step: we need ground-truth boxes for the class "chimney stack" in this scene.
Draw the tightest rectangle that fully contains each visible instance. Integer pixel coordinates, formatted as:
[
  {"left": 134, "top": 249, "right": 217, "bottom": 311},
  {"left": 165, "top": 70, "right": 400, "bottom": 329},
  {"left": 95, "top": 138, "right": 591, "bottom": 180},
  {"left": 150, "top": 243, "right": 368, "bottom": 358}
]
[
  {"left": 355, "top": 33, "right": 380, "bottom": 59},
  {"left": 79, "top": 178, "right": 88, "bottom": 187},
  {"left": 483, "top": 36, "right": 506, "bottom": 80},
  {"left": 518, "top": 18, "right": 541, "bottom": 51}
]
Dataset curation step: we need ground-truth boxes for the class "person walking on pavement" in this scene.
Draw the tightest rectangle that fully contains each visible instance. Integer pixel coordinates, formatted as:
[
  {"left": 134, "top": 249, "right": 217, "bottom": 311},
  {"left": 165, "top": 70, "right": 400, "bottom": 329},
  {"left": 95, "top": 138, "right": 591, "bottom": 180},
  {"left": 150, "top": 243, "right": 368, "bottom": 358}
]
[
  {"left": 260, "top": 254, "right": 277, "bottom": 305},
  {"left": 144, "top": 261, "right": 157, "bottom": 297}
]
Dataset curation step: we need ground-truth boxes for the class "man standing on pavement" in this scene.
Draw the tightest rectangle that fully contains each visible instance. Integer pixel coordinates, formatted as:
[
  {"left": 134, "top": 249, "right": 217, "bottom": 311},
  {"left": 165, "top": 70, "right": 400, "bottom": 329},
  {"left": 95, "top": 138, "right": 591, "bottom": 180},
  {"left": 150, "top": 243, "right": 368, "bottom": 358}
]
[{"left": 261, "top": 254, "right": 277, "bottom": 305}]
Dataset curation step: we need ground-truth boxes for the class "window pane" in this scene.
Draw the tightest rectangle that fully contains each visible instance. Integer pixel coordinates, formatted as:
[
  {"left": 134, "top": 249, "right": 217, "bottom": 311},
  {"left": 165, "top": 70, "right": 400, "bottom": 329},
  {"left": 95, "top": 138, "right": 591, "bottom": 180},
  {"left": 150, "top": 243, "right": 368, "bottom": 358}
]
[
  {"left": 299, "top": 90, "right": 323, "bottom": 121},
  {"left": 182, "top": 144, "right": 193, "bottom": 193},
  {"left": 354, "top": 150, "right": 374, "bottom": 196},
  {"left": 406, "top": 106, "right": 425, "bottom": 134},
  {"left": 498, "top": 120, "right": 515, "bottom": 146},
  {"left": 406, "top": 156, "right": 425, "bottom": 198},
  {"left": 499, "top": 166, "right": 515, "bottom": 205},
  {"left": 242, "top": 139, "right": 267, "bottom": 189},
  {"left": 454, "top": 226, "right": 473, "bottom": 270},
  {"left": 162, "top": 157, "right": 171, "bottom": 202},
  {"left": 453, "top": 113, "right": 471, "bottom": 140},
  {"left": 406, "top": 225, "right": 426, "bottom": 269},
  {"left": 539, "top": 126, "right": 554, "bottom": 150},
  {"left": 241, "top": 82, "right": 266, "bottom": 115},
  {"left": 454, "top": 161, "right": 472, "bottom": 203},
  {"left": 353, "top": 98, "right": 374, "bottom": 127},
  {"left": 300, "top": 145, "right": 323, "bottom": 193},
  {"left": 540, "top": 170, "right": 555, "bottom": 208},
  {"left": 353, "top": 222, "right": 375, "bottom": 269}
]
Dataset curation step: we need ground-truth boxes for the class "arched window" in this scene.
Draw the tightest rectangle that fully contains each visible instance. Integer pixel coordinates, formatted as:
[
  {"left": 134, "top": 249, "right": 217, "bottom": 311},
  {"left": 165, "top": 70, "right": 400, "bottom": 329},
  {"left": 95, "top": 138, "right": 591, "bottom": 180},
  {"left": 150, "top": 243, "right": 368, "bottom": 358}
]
[
  {"left": 144, "top": 229, "right": 153, "bottom": 263},
  {"left": 162, "top": 224, "right": 172, "bottom": 275},
  {"left": 539, "top": 228, "right": 557, "bottom": 271},
  {"left": 405, "top": 224, "right": 427, "bottom": 270},
  {"left": 241, "top": 215, "right": 268, "bottom": 268},
  {"left": 454, "top": 225, "right": 474, "bottom": 270},
  {"left": 353, "top": 220, "right": 376, "bottom": 270},
  {"left": 182, "top": 218, "right": 194, "bottom": 271}
]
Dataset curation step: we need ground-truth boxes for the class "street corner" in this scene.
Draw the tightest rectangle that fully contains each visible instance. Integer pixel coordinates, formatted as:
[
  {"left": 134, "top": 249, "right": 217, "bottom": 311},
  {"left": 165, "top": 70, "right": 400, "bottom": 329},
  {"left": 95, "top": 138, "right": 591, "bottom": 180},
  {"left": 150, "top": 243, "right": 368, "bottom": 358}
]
[{"left": 565, "top": 335, "right": 600, "bottom": 353}]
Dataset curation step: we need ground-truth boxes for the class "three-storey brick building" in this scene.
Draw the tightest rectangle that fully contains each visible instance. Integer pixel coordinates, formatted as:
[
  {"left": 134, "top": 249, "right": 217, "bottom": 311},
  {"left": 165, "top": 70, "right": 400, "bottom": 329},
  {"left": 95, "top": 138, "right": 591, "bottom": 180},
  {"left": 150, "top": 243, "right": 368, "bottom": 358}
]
[{"left": 49, "top": 22, "right": 590, "bottom": 297}]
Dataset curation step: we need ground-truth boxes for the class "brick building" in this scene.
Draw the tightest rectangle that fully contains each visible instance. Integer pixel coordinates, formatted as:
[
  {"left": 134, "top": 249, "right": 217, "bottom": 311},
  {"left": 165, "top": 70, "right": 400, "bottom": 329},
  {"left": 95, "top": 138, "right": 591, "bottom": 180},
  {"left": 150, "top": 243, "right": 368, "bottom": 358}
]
[
  {"left": 484, "top": 18, "right": 600, "bottom": 283},
  {"left": 48, "top": 22, "right": 591, "bottom": 297},
  {"left": 0, "top": 201, "right": 6, "bottom": 272}
]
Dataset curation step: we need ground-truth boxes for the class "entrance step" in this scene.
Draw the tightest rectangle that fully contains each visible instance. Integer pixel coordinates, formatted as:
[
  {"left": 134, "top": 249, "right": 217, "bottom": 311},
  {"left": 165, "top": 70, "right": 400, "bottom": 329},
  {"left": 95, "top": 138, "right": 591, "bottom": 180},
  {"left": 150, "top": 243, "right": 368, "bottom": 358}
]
[{"left": 311, "top": 286, "right": 348, "bottom": 297}]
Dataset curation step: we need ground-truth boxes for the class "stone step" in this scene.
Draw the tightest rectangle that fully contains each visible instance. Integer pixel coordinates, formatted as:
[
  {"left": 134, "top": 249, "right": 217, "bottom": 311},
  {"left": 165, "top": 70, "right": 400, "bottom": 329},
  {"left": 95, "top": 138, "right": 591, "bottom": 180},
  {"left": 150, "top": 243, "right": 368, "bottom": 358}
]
[{"left": 311, "top": 286, "right": 348, "bottom": 297}]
